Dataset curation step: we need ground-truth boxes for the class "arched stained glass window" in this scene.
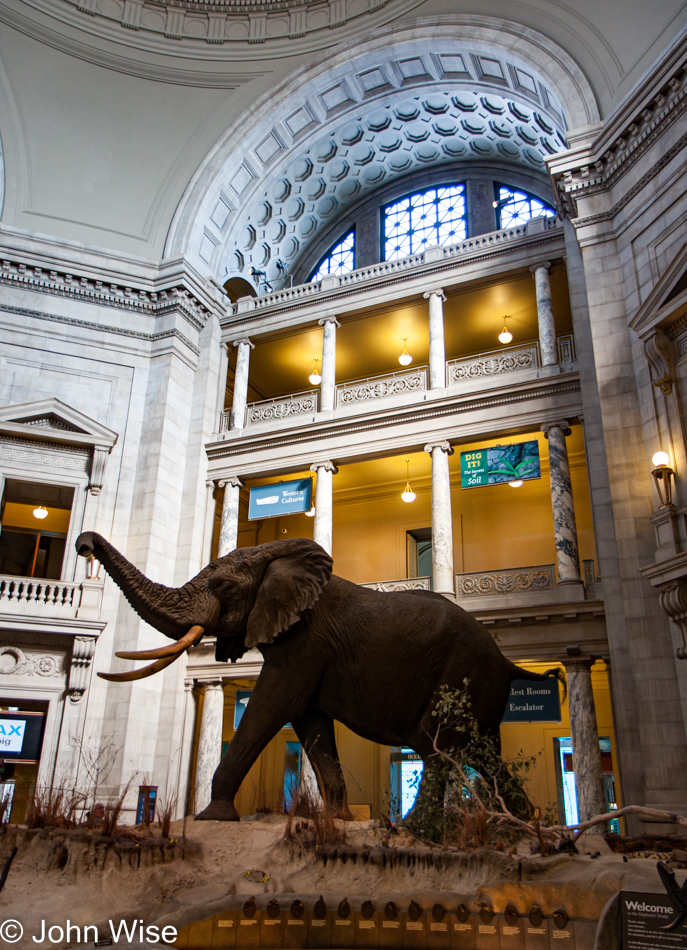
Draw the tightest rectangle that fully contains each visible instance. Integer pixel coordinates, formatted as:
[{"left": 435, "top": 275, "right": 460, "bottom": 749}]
[
  {"left": 495, "top": 185, "right": 555, "bottom": 229},
  {"left": 309, "top": 231, "right": 355, "bottom": 281},
  {"left": 383, "top": 184, "right": 467, "bottom": 262}
]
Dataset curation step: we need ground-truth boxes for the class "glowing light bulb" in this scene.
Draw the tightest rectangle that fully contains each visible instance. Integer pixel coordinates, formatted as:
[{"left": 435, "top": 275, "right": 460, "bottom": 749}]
[
  {"left": 32, "top": 506, "right": 48, "bottom": 520},
  {"left": 309, "top": 359, "right": 322, "bottom": 386},
  {"left": 508, "top": 480, "right": 524, "bottom": 488},
  {"left": 498, "top": 317, "right": 513, "bottom": 345},
  {"left": 398, "top": 339, "right": 413, "bottom": 366},
  {"left": 652, "top": 451, "right": 670, "bottom": 467},
  {"left": 401, "top": 459, "right": 416, "bottom": 503},
  {"left": 305, "top": 507, "right": 316, "bottom": 517}
]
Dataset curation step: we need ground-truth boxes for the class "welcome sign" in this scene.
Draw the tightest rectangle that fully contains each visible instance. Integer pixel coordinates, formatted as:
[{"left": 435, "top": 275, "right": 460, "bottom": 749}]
[{"left": 248, "top": 478, "right": 313, "bottom": 520}]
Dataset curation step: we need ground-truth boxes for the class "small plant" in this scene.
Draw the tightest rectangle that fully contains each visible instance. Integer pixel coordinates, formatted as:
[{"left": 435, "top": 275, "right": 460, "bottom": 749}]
[
  {"left": 26, "top": 784, "right": 86, "bottom": 830},
  {"left": 157, "top": 788, "right": 178, "bottom": 839},
  {"left": 404, "top": 681, "right": 538, "bottom": 849},
  {"left": 284, "top": 756, "right": 346, "bottom": 849}
]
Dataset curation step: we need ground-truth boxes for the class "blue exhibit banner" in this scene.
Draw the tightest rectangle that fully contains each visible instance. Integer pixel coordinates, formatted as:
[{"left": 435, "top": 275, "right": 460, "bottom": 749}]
[
  {"left": 460, "top": 440, "right": 541, "bottom": 489},
  {"left": 502, "top": 678, "right": 561, "bottom": 722},
  {"left": 248, "top": 478, "right": 313, "bottom": 520}
]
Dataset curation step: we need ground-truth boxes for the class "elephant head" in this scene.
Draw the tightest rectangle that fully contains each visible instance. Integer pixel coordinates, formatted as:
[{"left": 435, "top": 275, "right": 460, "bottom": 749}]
[{"left": 75, "top": 532, "right": 333, "bottom": 682}]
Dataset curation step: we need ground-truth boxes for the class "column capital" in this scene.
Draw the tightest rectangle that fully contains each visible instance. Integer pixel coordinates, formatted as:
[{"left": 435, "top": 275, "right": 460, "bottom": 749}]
[
  {"left": 310, "top": 459, "right": 339, "bottom": 474},
  {"left": 530, "top": 261, "right": 552, "bottom": 275},
  {"left": 218, "top": 476, "right": 244, "bottom": 490},
  {"left": 232, "top": 337, "right": 255, "bottom": 349},
  {"left": 423, "top": 289, "right": 446, "bottom": 301},
  {"left": 184, "top": 679, "right": 195, "bottom": 692},
  {"left": 424, "top": 441, "right": 454, "bottom": 456},
  {"left": 541, "top": 420, "right": 571, "bottom": 438},
  {"left": 318, "top": 317, "right": 341, "bottom": 328},
  {"left": 562, "top": 654, "right": 595, "bottom": 672},
  {"left": 201, "top": 679, "right": 225, "bottom": 691}
]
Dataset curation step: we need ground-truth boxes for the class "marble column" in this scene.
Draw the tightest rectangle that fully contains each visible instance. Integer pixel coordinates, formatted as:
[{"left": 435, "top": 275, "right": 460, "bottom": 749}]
[
  {"left": 424, "top": 441, "right": 455, "bottom": 597},
  {"left": 531, "top": 262, "right": 557, "bottom": 367},
  {"left": 310, "top": 460, "right": 338, "bottom": 554},
  {"left": 216, "top": 341, "right": 230, "bottom": 423},
  {"left": 194, "top": 680, "right": 225, "bottom": 814},
  {"left": 318, "top": 318, "right": 340, "bottom": 412},
  {"left": 563, "top": 657, "right": 606, "bottom": 831},
  {"left": 423, "top": 289, "right": 447, "bottom": 389},
  {"left": 177, "top": 681, "right": 197, "bottom": 817},
  {"left": 542, "top": 421, "right": 582, "bottom": 584},
  {"left": 217, "top": 476, "right": 243, "bottom": 557},
  {"left": 231, "top": 338, "right": 254, "bottom": 429}
]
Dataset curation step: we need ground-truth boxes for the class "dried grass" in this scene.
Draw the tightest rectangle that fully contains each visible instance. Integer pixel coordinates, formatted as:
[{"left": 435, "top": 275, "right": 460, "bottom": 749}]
[
  {"left": 284, "top": 766, "right": 346, "bottom": 849},
  {"left": 26, "top": 785, "right": 86, "bottom": 830}
]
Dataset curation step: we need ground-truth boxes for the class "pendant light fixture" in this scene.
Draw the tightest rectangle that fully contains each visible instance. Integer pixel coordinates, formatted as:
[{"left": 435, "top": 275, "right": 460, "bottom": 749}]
[
  {"left": 309, "top": 358, "right": 322, "bottom": 386},
  {"left": 32, "top": 506, "right": 48, "bottom": 520},
  {"left": 508, "top": 480, "right": 524, "bottom": 488},
  {"left": 498, "top": 316, "right": 513, "bottom": 345},
  {"left": 401, "top": 459, "right": 417, "bottom": 503},
  {"left": 398, "top": 339, "right": 413, "bottom": 366}
]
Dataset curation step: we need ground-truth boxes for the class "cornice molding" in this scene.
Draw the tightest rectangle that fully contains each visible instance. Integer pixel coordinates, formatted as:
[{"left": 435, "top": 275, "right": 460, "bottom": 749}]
[
  {"left": 548, "top": 50, "right": 687, "bottom": 221},
  {"left": 0, "top": 255, "right": 221, "bottom": 333}
]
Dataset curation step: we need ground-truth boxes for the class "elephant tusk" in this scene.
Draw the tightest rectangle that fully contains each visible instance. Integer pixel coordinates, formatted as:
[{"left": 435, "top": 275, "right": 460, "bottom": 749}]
[
  {"left": 97, "top": 625, "right": 205, "bottom": 682},
  {"left": 114, "top": 624, "right": 205, "bottom": 660}
]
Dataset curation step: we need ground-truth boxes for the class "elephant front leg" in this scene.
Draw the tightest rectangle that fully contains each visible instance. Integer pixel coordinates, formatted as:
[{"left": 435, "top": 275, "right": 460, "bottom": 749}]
[
  {"left": 291, "top": 709, "right": 352, "bottom": 819},
  {"left": 195, "top": 665, "right": 309, "bottom": 821}
]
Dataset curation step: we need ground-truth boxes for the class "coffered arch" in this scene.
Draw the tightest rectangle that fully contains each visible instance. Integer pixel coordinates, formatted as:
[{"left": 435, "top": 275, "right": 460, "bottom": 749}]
[{"left": 165, "top": 16, "right": 599, "bottom": 285}]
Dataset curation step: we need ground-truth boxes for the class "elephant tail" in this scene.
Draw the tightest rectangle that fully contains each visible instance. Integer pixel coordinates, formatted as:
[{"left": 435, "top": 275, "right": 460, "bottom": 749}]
[{"left": 507, "top": 661, "right": 567, "bottom": 703}]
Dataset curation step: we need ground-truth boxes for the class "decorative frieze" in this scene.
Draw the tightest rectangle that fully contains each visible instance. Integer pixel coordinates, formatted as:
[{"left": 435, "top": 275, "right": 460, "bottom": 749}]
[
  {"left": 456, "top": 565, "right": 555, "bottom": 596},
  {"left": 0, "top": 645, "right": 62, "bottom": 678},
  {"left": 447, "top": 344, "right": 539, "bottom": 382},
  {"left": 361, "top": 577, "right": 431, "bottom": 592},
  {"left": 246, "top": 390, "right": 318, "bottom": 424},
  {"left": 336, "top": 367, "right": 427, "bottom": 407},
  {"left": 0, "top": 259, "right": 214, "bottom": 330}
]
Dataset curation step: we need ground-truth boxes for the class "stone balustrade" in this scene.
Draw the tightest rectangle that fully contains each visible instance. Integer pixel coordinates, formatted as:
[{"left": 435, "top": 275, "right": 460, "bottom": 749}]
[
  {"left": 456, "top": 565, "right": 555, "bottom": 597},
  {"left": 447, "top": 343, "right": 540, "bottom": 383},
  {"left": 361, "top": 577, "right": 431, "bottom": 592},
  {"left": 0, "top": 574, "right": 103, "bottom": 620},
  {"left": 245, "top": 390, "right": 318, "bottom": 426},
  {"left": 336, "top": 366, "right": 428, "bottom": 407}
]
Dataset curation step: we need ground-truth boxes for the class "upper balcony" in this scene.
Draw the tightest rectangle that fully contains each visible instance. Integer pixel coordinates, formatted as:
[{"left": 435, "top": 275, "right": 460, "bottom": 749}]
[{"left": 0, "top": 574, "right": 105, "bottom": 636}]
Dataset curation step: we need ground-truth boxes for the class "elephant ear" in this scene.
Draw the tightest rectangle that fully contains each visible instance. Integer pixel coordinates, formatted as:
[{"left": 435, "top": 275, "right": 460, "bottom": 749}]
[{"left": 245, "top": 539, "right": 333, "bottom": 648}]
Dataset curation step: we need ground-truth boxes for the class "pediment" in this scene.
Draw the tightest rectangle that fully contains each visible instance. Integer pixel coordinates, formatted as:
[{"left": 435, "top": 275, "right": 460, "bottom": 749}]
[
  {"left": 0, "top": 399, "right": 118, "bottom": 450},
  {"left": 630, "top": 244, "right": 687, "bottom": 339}
]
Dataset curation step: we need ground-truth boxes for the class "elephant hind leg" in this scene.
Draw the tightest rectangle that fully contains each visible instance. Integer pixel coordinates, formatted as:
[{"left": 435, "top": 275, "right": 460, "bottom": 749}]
[{"left": 291, "top": 709, "right": 352, "bottom": 819}]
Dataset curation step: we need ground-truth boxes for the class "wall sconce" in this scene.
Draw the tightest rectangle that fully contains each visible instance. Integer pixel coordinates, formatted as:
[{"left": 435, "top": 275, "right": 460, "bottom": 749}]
[
  {"left": 398, "top": 339, "right": 413, "bottom": 366},
  {"left": 401, "top": 459, "right": 417, "bottom": 503},
  {"left": 498, "top": 317, "right": 513, "bottom": 345},
  {"left": 309, "top": 359, "right": 322, "bottom": 386},
  {"left": 651, "top": 450, "right": 675, "bottom": 507},
  {"left": 32, "top": 506, "right": 48, "bottom": 520}
]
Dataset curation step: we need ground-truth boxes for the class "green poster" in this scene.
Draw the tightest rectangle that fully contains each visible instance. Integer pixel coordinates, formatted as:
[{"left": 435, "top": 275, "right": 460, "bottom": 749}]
[{"left": 460, "top": 441, "right": 540, "bottom": 489}]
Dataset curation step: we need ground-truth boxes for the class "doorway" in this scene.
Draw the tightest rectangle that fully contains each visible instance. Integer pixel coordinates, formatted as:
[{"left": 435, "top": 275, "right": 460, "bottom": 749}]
[{"left": 407, "top": 528, "right": 432, "bottom": 586}]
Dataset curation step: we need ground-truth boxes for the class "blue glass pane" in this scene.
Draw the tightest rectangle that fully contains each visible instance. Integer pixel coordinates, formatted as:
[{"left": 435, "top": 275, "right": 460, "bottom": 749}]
[
  {"left": 383, "top": 184, "right": 466, "bottom": 261},
  {"left": 310, "top": 231, "right": 355, "bottom": 281},
  {"left": 497, "top": 186, "right": 555, "bottom": 229}
]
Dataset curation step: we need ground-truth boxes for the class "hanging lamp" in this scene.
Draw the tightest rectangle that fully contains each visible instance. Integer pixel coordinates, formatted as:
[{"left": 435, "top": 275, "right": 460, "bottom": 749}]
[
  {"left": 398, "top": 339, "right": 413, "bottom": 366},
  {"left": 401, "top": 459, "right": 417, "bottom": 503},
  {"left": 309, "top": 358, "right": 322, "bottom": 385},
  {"left": 32, "top": 506, "right": 48, "bottom": 520},
  {"left": 498, "top": 317, "right": 513, "bottom": 345}
]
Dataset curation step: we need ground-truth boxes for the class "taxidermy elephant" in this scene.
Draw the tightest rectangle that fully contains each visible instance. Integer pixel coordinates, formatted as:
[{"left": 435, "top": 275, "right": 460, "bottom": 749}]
[{"left": 76, "top": 532, "right": 563, "bottom": 821}]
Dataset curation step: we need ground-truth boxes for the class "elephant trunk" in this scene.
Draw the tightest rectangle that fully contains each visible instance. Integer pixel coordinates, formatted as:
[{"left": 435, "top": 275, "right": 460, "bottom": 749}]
[{"left": 76, "top": 531, "right": 219, "bottom": 641}]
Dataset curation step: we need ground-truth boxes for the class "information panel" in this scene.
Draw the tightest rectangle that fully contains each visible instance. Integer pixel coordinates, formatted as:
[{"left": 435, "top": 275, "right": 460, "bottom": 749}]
[
  {"left": 248, "top": 478, "right": 312, "bottom": 520},
  {"left": 460, "top": 441, "right": 541, "bottom": 489},
  {"left": 502, "top": 679, "right": 561, "bottom": 723},
  {"left": 620, "top": 891, "right": 687, "bottom": 948},
  {"left": 0, "top": 711, "right": 46, "bottom": 762}
]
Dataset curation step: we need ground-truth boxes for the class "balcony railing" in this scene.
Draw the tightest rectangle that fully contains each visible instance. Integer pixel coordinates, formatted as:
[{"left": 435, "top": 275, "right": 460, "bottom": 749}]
[
  {"left": 447, "top": 342, "right": 540, "bottom": 383},
  {"left": 336, "top": 366, "right": 428, "bottom": 408},
  {"left": 361, "top": 577, "right": 431, "bottom": 592},
  {"left": 456, "top": 565, "right": 555, "bottom": 597},
  {"left": 0, "top": 574, "right": 103, "bottom": 620}
]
